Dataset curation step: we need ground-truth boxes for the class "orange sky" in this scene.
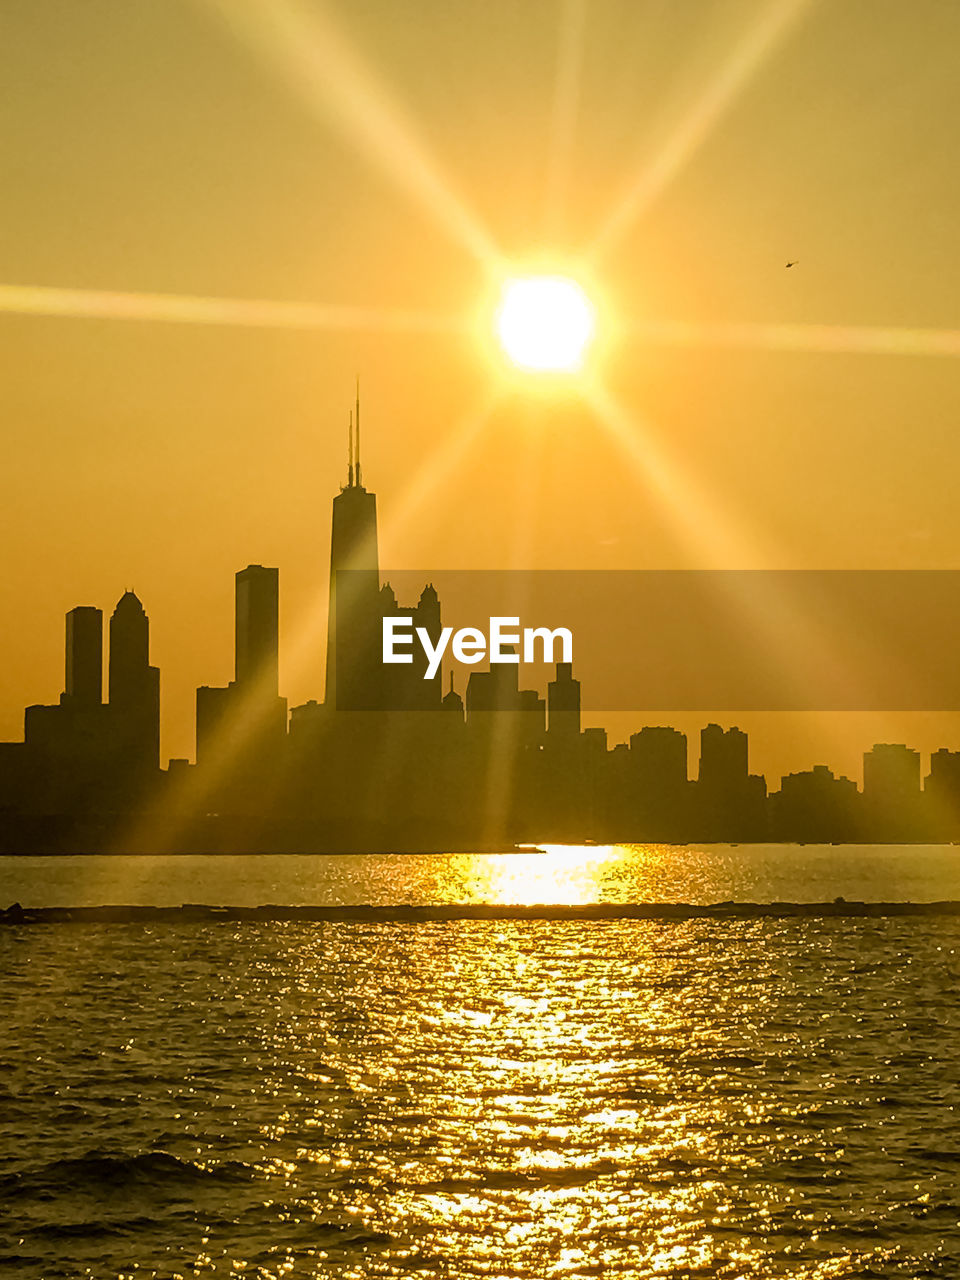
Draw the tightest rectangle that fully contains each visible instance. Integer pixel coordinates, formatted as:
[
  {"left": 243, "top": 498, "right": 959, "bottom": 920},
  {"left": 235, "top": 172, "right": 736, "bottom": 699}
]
[{"left": 3, "top": 0, "right": 960, "bottom": 780}]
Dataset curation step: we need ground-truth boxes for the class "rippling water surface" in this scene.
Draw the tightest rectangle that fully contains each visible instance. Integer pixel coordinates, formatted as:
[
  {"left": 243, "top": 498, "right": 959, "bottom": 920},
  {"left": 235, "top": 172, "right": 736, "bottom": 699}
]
[
  {"left": 3, "top": 914, "right": 960, "bottom": 1278},
  {"left": 5, "top": 843, "right": 960, "bottom": 908}
]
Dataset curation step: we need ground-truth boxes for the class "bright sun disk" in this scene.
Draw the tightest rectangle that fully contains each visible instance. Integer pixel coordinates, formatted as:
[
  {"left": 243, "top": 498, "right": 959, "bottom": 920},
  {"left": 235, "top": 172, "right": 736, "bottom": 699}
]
[{"left": 495, "top": 275, "right": 596, "bottom": 373}]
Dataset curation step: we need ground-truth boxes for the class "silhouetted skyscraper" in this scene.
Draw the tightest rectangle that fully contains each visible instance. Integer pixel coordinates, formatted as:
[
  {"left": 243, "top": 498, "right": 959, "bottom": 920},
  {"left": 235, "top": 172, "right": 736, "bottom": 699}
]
[
  {"left": 926, "top": 748, "right": 960, "bottom": 803},
  {"left": 236, "top": 565, "right": 279, "bottom": 696},
  {"left": 64, "top": 607, "right": 102, "bottom": 708},
  {"left": 699, "top": 723, "right": 748, "bottom": 789},
  {"left": 442, "top": 672, "right": 464, "bottom": 720},
  {"left": 547, "top": 661, "right": 581, "bottom": 739},
  {"left": 862, "top": 742, "right": 923, "bottom": 838},
  {"left": 379, "top": 581, "right": 444, "bottom": 709},
  {"left": 109, "top": 592, "right": 148, "bottom": 703},
  {"left": 697, "top": 723, "right": 766, "bottom": 839},
  {"left": 326, "top": 392, "right": 381, "bottom": 709},
  {"left": 196, "top": 567, "right": 287, "bottom": 771},
  {"left": 773, "top": 764, "right": 858, "bottom": 841},
  {"left": 925, "top": 747, "right": 960, "bottom": 839},
  {"left": 109, "top": 591, "right": 160, "bottom": 772},
  {"left": 630, "top": 725, "right": 687, "bottom": 790},
  {"left": 863, "top": 743, "right": 921, "bottom": 803}
]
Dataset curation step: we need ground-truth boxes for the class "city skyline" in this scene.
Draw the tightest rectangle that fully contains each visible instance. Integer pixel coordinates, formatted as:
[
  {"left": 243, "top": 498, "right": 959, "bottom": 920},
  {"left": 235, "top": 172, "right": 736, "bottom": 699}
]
[
  {"left": 7, "top": 412, "right": 960, "bottom": 789},
  {"left": 5, "top": 2, "right": 960, "bottom": 788},
  {"left": 4, "top": 438, "right": 960, "bottom": 852}
]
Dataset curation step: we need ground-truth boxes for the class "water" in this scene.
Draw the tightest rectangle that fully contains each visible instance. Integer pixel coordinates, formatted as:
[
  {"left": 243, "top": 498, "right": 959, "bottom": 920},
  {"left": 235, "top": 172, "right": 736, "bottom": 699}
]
[
  {"left": 3, "top": 847, "right": 960, "bottom": 1277},
  {"left": 4, "top": 843, "right": 960, "bottom": 909}
]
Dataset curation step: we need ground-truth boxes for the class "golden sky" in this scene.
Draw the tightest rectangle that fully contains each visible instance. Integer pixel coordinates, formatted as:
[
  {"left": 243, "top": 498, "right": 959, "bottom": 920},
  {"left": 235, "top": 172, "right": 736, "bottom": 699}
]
[{"left": 3, "top": 0, "right": 960, "bottom": 777}]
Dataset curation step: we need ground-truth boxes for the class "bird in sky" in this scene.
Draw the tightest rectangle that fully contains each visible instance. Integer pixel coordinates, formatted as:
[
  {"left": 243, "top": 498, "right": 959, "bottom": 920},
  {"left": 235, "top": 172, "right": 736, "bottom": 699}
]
[{"left": 786, "top": 260, "right": 798, "bottom": 268}]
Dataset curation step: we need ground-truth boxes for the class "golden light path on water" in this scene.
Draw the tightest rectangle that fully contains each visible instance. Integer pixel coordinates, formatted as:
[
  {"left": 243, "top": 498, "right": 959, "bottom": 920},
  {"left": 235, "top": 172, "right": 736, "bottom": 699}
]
[
  {"left": 455, "top": 842, "right": 626, "bottom": 906},
  {"left": 20, "top": 843, "right": 960, "bottom": 913},
  {"left": 7, "top": 901, "right": 956, "bottom": 1276}
]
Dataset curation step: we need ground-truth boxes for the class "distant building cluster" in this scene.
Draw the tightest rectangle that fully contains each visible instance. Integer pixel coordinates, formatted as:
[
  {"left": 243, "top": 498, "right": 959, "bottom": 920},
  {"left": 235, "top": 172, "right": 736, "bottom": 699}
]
[{"left": 2, "top": 411, "right": 959, "bottom": 852}]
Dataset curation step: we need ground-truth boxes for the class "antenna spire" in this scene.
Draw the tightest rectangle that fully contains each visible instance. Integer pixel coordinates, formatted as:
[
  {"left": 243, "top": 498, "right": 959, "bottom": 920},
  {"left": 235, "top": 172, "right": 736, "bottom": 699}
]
[
  {"left": 355, "top": 375, "right": 362, "bottom": 488},
  {"left": 347, "top": 409, "right": 354, "bottom": 487}
]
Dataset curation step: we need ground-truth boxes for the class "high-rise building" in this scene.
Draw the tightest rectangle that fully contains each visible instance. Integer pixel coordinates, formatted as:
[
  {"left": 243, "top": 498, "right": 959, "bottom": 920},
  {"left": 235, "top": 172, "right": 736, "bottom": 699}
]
[
  {"left": 926, "top": 748, "right": 960, "bottom": 802},
  {"left": 862, "top": 742, "right": 923, "bottom": 838},
  {"left": 772, "top": 764, "right": 858, "bottom": 841},
  {"left": 236, "top": 565, "right": 279, "bottom": 696},
  {"left": 547, "top": 661, "right": 581, "bottom": 739},
  {"left": 442, "top": 672, "right": 464, "bottom": 720},
  {"left": 699, "top": 723, "right": 748, "bottom": 788},
  {"left": 109, "top": 591, "right": 160, "bottom": 771},
  {"left": 925, "top": 747, "right": 960, "bottom": 839},
  {"left": 196, "top": 684, "right": 236, "bottom": 767},
  {"left": 378, "top": 581, "right": 444, "bottom": 709},
  {"left": 109, "top": 591, "right": 148, "bottom": 702},
  {"left": 195, "top": 566, "right": 287, "bottom": 770},
  {"left": 630, "top": 725, "right": 687, "bottom": 789},
  {"left": 863, "top": 743, "right": 921, "bottom": 804},
  {"left": 325, "top": 389, "right": 381, "bottom": 709},
  {"left": 697, "top": 723, "right": 766, "bottom": 839},
  {"left": 64, "top": 606, "right": 102, "bottom": 708}
]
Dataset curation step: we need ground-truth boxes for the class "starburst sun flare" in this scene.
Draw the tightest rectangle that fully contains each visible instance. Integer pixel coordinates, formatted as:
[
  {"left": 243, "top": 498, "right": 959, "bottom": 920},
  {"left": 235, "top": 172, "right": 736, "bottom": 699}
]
[{"left": 494, "top": 274, "right": 597, "bottom": 374}]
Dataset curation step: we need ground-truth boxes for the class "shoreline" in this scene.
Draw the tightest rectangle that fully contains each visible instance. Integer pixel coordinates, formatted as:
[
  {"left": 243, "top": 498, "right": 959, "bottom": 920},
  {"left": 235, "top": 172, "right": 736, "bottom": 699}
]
[{"left": 5, "top": 900, "right": 960, "bottom": 925}]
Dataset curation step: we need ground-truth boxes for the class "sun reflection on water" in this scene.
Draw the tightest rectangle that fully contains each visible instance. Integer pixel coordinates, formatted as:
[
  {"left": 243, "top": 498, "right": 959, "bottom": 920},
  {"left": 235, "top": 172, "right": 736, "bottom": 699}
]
[
  {"left": 462, "top": 842, "right": 623, "bottom": 905},
  {"left": 4, "top": 917, "right": 959, "bottom": 1275}
]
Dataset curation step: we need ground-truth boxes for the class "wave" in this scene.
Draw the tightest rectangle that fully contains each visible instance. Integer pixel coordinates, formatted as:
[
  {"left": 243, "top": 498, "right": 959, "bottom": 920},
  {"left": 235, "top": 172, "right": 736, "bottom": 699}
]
[{"left": 2, "top": 1150, "right": 255, "bottom": 1199}]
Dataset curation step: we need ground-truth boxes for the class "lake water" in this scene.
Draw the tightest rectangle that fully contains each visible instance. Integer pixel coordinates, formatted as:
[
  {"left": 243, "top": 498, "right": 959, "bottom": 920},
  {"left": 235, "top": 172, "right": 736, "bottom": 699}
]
[
  {"left": 3, "top": 847, "right": 960, "bottom": 1277},
  {"left": 4, "top": 843, "right": 960, "bottom": 909}
]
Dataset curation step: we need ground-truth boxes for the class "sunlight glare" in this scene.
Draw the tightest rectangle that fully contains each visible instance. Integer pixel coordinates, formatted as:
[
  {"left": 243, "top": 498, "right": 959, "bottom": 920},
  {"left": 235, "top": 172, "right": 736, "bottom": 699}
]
[
  {"left": 199, "top": 0, "right": 500, "bottom": 268},
  {"left": 495, "top": 276, "right": 596, "bottom": 373},
  {"left": 0, "top": 282, "right": 460, "bottom": 334},
  {"left": 588, "top": 0, "right": 814, "bottom": 260}
]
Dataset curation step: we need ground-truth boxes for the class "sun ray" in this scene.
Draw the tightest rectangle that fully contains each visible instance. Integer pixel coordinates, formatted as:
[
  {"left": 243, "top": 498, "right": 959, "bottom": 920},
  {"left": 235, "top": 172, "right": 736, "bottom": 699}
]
[
  {"left": 582, "top": 384, "right": 915, "bottom": 738},
  {"left": 116, "top": 660, "right": 289, "bottom": 855},
  {"left": 583, "top": 377, "right": 773, "bottom": 568},
  {"left": 378, "top": 386, "right": 505, "bottom": 554},
  {"left": 198, "top": 0, "right": 501, "bottom": 269},
  {"left": 630, "top": 317, "right": 960, "bottom": 359},
  {"left": 0, "top": 281, "right": 463, "bottom": 334},
  {"left": 543, "top": 0, "right": 587, "bottom": 242},
  {"left": 588, "top": 0, "right": 815, "bottom": 262}
]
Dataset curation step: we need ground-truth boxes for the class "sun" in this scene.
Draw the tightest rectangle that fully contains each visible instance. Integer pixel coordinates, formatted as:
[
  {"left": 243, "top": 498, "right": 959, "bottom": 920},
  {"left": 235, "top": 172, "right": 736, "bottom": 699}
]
[{"left": 494, "top": 275, "right": 596, "bottom": 373}]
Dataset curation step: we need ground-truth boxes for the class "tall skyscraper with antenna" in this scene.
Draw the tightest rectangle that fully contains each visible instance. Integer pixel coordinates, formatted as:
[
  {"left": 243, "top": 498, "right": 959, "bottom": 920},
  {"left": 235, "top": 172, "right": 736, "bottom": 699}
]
[{"left": 325, "top": 384, "right": 381, "bottom": 709}]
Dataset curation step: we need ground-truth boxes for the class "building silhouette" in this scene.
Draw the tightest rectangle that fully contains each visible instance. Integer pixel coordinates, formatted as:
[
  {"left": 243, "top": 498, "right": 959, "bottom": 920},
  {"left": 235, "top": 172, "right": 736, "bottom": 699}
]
[
  {"left": 924, "top": 748, "right": 960, "bottom": 839},
  {"left": 196, "top": 565, "right": 287, "bottom": 774},
  {"left": 547, "top": 661, "right": 581, "bottom": 740},
  {"left": 697, "top": 724, "right": 766, "bottom": 840},
  {"left": 326, "top": 394, "right": 381, "bottom": 711},
  {"left": 625, "top": 726, "right": 689, "bottom": 839},
  {"left": 64, "top": 606, "right": 102, "bottom": 709},
  {"left": 379, "top": 581, "right": 443, "bottom": 709},
  {"left": 5, "top": 594, "right": 161, "bottom": 832},
  {"left": 236, "top": 565, "right": 279, "bottom": 696},
  {"left": 863, "top": 743, "right": 923, "bottom": 839},
  {"left": 3, "top": 398, "right": 960, "bottom": 852},
  {"left": 109, "top": 591, "right": 160, "bottom": 775},
  {"left": 771, "top": 764, "right": 858, "bottom": 842}
]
